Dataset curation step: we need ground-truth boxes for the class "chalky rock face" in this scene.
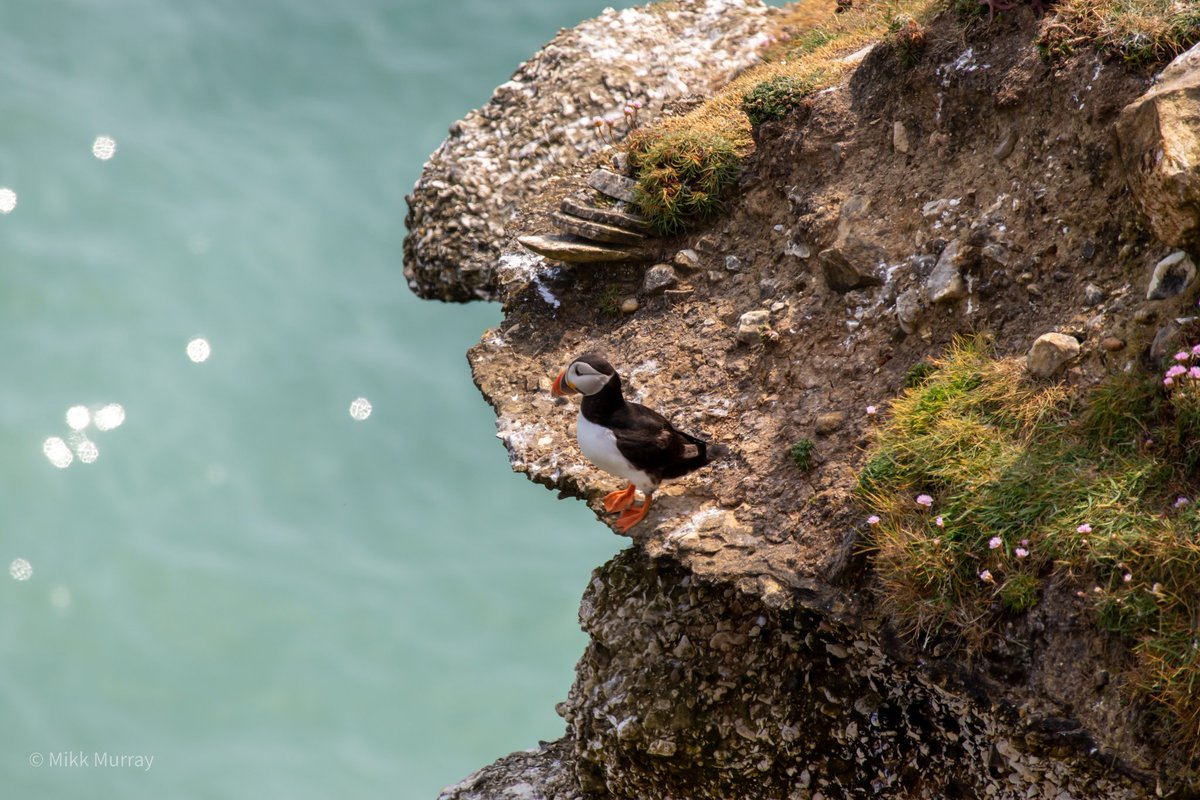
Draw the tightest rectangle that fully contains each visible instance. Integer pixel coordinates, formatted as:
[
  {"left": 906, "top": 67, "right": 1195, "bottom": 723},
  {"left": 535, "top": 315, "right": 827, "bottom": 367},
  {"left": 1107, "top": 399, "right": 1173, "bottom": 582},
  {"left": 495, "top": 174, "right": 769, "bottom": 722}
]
[
  {"left": 1115, "top": 41, "right": 1200, "bottom": 250},
  {"left": 563, "top": 551, "right": 1145, "bottom": 800},
  {"left": 402, "top": 0, "right": 774, "bottom": 302}
]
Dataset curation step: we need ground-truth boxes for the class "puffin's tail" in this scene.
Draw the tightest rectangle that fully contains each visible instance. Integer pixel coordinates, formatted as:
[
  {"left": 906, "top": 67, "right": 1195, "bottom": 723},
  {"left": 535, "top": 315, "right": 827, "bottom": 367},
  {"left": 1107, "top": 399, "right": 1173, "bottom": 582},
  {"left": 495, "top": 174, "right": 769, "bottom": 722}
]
[{"left": 663, "top": 431, "right": 725, "bottom": 480}]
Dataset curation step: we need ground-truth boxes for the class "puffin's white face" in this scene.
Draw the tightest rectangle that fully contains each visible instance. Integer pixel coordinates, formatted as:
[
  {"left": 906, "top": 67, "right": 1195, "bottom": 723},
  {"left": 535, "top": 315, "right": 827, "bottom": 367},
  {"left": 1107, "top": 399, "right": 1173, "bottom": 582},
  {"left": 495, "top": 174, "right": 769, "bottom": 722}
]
[{"left": 563, "top": 360, "right": 612, "bottom": 395}]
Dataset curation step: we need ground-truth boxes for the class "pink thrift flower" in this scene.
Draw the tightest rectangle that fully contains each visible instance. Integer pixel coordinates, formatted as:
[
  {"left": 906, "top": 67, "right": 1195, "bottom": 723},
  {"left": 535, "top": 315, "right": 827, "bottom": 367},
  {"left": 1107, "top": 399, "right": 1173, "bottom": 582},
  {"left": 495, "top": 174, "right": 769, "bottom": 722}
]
[
  {"left": 1123, "top": 573, "right": 1133, "bottom": 583},
  {"left": 1166, "top": 365, "right": 1188, "bottom": 378},
  {"left": 866, "top": 405, "right": 877, "bottom": 416},
  {"left": 867, "top": 515, "right": 881, "bottom": 525},
  {"left": 1077, "top": 523, "right": 1092, "bottom": 534},
  {"left": 988, "top": 536, "right": 1002, "bottom": 549},
  {"left": 916, "top": 494, "right": 933, "bottom": 508},
  {"left": 1192, "top": 343, "right": 1200, "bottom": 356},
  {"left": 1175, "top": 497, "right": 1190, "bottom": 508},
  {"left": 935, "top": 516, "right": 944, "bottom": 527},
  {"left": 1015, "top": 547, "right": 1028, "bottom": 558},
  {"left": 1191, "top": 366, "right": 1200, "bottom": 380},
  {"left": 1165, "top": 377, "right": 1175, "bottom": 387},
  {"left": 1175, "top": 351, "right": 1190, "bottom": 362},
  {"left": 1020, "top": 538, "right": 1030, "bottom": 546},
  {"left": 979, "top": 569, "right": 994, "bottom": 583}
]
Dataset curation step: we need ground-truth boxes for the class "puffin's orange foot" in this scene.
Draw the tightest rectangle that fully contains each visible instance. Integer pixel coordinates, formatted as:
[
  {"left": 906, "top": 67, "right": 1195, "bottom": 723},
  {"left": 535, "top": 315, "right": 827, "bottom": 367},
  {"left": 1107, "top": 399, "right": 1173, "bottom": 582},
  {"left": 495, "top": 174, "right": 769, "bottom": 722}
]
[
  {"left": 615, "top": 496, "right": 652, "bottom": 533},
  {"left": 603, "top": 483, "right": 637, "bottom": 513}
]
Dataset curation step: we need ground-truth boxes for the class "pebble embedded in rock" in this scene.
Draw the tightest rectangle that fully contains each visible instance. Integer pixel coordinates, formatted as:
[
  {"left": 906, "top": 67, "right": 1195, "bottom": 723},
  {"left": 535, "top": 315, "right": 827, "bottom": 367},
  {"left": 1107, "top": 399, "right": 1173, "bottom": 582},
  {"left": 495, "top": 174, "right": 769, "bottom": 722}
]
[
  {"left": 926, "top": 239, "right": 967, "bottom": 303},
  {"left": 993, "top": 128, "right": 1017, "bottom": 161},
  {"left": 921, "top": 199, "right": 947, "bottom": 218},
  {"left": 1146, "top": 250, "right": 1197, "bottom": 300},
  {"left": 1134, "top": 308, "right": 1156, "bottom": 324},
  {"left": 620, "top": 297, "right": 639, "bottom": 314},
  {"left": 1101, "top": 337, "right": 1126, "bottom": 352},
  {"left": 725, "top": 255, "right": 743, "bottom": 272},
  {"left": 815, "top": 412, "right": 846, "bottom": 435},
  {"left": 1083, "top": 283, "right": 1106, "bottom": 306},
  {"left": 736, "top": 309, "right": 770, "bottom": 344},
  {"left": 819, "top": 247, "right": 884, "bottom": 293},
  {"left": 587, "top": 168, "right": 639, "bottom": 204},
  {"left": 1150, "top": 322, "right": 1183, "bottom": 363},
  {"left": 674, "top": 248, "right": 700, "bottom": 270},
  {"left": 643, "top": 263, "right": 679, "bottom": 295},
  {"left": 893, "top": 120, "right": 910, "bottom": 154},
  {"left": 895, "top": 288, "right": 922, "bottom": 335},
  {"left": 1026, "top": 332, "right": 1081, "bottom": 378},
  {"left": 980, "top": 243, "right": 1010, "bottom": 268}
]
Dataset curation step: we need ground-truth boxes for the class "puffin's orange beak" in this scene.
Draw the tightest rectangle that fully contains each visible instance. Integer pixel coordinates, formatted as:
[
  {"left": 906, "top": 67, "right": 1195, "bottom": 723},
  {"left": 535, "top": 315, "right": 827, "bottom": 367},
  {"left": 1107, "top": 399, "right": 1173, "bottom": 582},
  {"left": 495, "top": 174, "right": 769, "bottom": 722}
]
[{"left": 551, "top": 370, "right": 573, "bottom": 396}]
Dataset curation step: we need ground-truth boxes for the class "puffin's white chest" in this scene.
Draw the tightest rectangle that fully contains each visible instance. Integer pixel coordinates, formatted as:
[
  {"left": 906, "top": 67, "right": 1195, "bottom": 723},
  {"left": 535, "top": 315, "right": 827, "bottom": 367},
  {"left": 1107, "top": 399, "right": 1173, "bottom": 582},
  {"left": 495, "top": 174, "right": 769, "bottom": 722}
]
[{"left": 576, "top": 411, "right": 656, "bottom": 492}]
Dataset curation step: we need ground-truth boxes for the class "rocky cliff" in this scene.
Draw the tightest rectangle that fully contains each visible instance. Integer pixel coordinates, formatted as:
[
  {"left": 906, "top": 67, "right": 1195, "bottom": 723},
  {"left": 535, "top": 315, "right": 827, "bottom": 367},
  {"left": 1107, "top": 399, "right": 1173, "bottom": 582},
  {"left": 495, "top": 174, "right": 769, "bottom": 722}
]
[{"left": 405, "top": 1, "right": 1200, "bottom": 797}]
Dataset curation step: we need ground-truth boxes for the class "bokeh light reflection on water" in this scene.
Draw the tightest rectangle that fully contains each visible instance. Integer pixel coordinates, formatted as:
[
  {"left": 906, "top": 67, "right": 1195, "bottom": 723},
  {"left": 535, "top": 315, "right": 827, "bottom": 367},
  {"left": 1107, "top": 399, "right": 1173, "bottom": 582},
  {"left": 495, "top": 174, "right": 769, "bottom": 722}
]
[
  {"left": 349, "top": 397, "right": 373, "bottom": 421},
  {"left": 65, "top": 405, "right": 91, "bottom": 431},
  {"left": 75, "top": 439, "right": 99, "bottom": 464},
  {"left": 186, "top": 337, "right": 212, "bottom": 363},
  {"left": 9, "top": 558, "right": 33, "bottom": 581},
  {"left": 91, "top": 135, "right": 117, "bottom": 160},
  {"left": 93, "top": 403, "right": 126, "bottom": 432},
  {"left": 42, "top": 437, "right": 74, "bottom": 469}
]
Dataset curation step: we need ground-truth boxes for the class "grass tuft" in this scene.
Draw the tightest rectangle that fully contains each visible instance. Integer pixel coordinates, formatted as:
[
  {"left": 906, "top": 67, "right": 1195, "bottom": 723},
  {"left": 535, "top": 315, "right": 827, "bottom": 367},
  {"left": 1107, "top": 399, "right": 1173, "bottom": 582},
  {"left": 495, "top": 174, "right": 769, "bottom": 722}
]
[
  {"left": 741, "top": 73, "right": 824, "bottom": 127},
  {"left": 625, "top": 129, "right": 741, "bottom": 236},
  {"left": 790, "top": 438, "right": 816, "bottom": 470},
  {"left": 884, "top": 13, "right": 927, "bottom": 67},
  {"left": 1040, "top": 0, "right": 1200, "bottom": 68},
  {"left": 859, "top": 336, "right": 1200, "bottom": 756}
]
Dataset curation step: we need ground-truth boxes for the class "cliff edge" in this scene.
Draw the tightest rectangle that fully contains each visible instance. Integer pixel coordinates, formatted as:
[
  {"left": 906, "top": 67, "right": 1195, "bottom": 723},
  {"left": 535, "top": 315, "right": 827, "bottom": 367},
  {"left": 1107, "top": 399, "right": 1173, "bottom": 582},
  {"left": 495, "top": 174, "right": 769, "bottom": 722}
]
[{"left": 405, "top": 1, "right": 1200, "bottom": 797}]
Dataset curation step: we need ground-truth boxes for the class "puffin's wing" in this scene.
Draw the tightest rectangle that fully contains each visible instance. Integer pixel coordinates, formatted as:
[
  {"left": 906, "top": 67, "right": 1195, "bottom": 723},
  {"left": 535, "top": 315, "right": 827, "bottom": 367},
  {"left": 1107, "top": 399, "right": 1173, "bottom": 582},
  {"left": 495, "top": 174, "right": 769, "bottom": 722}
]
[{"left": 611, "top": 403, "right": 707, "bottom": 477}]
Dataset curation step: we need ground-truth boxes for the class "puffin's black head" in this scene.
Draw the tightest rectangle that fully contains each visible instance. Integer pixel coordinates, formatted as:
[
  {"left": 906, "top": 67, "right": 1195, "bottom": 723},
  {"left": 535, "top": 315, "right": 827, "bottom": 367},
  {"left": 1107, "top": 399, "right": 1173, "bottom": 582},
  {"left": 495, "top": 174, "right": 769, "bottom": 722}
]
[{"left": 551, "top": 352, "right": 618, "bottom": 397}]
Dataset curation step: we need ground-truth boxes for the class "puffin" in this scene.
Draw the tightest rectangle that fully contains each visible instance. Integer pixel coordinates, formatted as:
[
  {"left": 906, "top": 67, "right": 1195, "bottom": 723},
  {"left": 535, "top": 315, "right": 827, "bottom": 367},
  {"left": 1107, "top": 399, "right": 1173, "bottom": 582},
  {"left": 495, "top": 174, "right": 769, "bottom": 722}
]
[{"left": 551, "top": 352, "right": 715, "bottom": 533}]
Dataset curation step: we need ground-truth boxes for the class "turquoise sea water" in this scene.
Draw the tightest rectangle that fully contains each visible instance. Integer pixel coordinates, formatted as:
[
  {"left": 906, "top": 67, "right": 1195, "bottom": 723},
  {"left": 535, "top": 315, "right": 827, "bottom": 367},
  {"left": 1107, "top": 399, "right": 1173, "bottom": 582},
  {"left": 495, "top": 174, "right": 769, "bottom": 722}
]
[{"left": 0, "top": 2, "right": 637, "bottom": 797}]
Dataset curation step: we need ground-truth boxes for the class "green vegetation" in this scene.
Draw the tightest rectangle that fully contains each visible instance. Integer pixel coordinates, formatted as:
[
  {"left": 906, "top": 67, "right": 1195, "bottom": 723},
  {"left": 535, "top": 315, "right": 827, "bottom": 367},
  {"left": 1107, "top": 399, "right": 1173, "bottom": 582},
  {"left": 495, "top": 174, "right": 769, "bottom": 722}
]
[
  {"left": 626, "top": 129, "right": 741, "bottom": 235},
  {"left": 1040, "top": 0, "right": 1200, "bottom": 67},
  {"left": 884, "top": 13, "right": 926, "bottom": 67},
  {"left": 595, "top": 285, "right": 623, "bottom": 316},
  {"left": 902, "top": 360, "right": 936, "bottom": 389},
  {"left": 859, "top": 337, "right": 1200, "bottom": 752},
  {"left": 789, "top": 438, "right": 816, "bottom": 471},
  {"left": 741, "top": 73, "right": 823, "bottom": 127},
  {"left": 950, "top": 0, "right": 986, "bottom": 17}
]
